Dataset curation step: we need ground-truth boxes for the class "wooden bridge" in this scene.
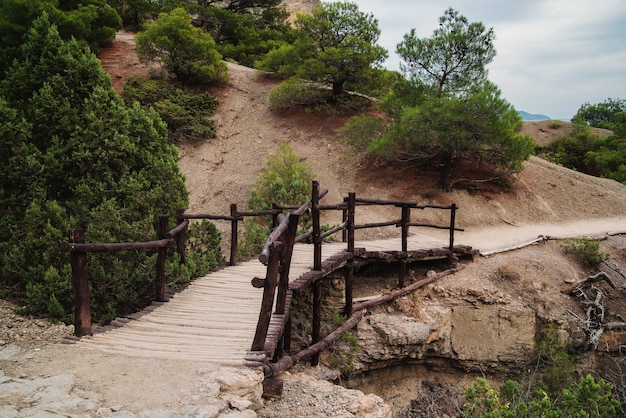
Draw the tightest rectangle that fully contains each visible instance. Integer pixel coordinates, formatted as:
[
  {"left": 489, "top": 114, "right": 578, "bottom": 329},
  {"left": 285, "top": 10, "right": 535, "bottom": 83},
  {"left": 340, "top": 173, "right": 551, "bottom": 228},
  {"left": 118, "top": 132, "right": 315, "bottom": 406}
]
[
  {"left": 62, "top": 182, "right": 475, "bottom": 392},
  {"left": 73, "top": 236, "right": 456, "bottom": 364}
]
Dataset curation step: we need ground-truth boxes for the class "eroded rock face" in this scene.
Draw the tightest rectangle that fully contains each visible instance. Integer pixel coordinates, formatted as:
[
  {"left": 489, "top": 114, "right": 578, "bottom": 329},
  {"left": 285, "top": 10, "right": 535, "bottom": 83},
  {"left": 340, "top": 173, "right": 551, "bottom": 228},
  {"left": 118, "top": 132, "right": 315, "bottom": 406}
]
[
  {"left": 355, "top": 300, "right": 536, "bottom": 373},
  {"left": 356, "top": 306, "right": 452, "bottom": 366},
  {"left": 451, "top": 305, "right": 535, "bottom": 366}
]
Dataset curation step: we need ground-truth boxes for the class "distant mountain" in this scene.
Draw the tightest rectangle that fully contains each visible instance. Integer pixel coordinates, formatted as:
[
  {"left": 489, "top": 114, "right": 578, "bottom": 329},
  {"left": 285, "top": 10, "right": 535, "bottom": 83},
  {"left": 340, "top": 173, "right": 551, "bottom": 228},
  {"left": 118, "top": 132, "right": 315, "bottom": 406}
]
[{"left": 519, "top": 111, "right": 551, "bottom": 121}]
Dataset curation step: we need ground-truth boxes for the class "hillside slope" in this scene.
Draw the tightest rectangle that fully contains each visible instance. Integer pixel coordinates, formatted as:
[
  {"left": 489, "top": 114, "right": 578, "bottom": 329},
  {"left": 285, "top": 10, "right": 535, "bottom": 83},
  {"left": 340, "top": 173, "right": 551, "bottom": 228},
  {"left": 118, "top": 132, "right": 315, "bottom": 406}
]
[
  {"left": 98, "top": 31, "right": 626, "bottom": 229},
  {"left": 177, "top": 62, "right": 626, "bottom": 236}
]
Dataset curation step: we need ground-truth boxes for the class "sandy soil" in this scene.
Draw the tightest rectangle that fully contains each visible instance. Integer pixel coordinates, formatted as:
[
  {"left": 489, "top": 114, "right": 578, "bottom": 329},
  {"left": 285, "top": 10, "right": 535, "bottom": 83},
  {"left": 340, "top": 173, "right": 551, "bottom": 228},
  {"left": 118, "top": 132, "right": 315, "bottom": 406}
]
[{"left": 2, "top": 30, "right": 626, "bottom": 417}]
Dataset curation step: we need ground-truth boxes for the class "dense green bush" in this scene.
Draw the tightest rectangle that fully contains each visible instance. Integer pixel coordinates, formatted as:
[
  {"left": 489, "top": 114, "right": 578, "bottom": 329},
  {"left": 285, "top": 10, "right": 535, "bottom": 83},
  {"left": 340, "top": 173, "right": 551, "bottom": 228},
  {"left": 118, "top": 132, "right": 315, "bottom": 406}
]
[
  {"left": 0, "top": 0, "right": 121, "bottom": 74},
  {"left": 121, "top": 78, "right": 219, "bottom": 142},
  {"left": 340, "top": 114, "right": 386, "bottom": 152},
  {"left": 0, "top": 15, "right": 192, "bottom": 323},
  {"left": 187, "top": 3, "right": 293, "bottom": 68},
  {"left": 561, "top": 238, "right": 609, "bottom": 268},
  {"left": 239, "top": 143, "right": 315, "bottom": 259},
  {"left": 464, "top": 323, "right": 622, "bottom": 417},
  {"left": 268, "top": 78, "right": 330, "bottom": 111},
  {"left": 135, "top": 8, "right": 228, "bottom": 86},
  {"left": 465, "top": 375, "right": 621, "bottom": 417},
  {"left": 256, "top": 2, "right": 387, "bottom": 97},
  {"left": 540, "top": 99, "right": 626, "bottom": 183}
]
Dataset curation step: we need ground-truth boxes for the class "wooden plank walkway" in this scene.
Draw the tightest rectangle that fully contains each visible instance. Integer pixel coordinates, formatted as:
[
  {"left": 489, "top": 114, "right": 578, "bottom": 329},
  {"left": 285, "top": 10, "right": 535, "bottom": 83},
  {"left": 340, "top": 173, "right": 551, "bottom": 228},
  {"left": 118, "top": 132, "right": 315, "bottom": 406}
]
[{"left": 76, "top": 233, "right": 450, "bottom": 365}]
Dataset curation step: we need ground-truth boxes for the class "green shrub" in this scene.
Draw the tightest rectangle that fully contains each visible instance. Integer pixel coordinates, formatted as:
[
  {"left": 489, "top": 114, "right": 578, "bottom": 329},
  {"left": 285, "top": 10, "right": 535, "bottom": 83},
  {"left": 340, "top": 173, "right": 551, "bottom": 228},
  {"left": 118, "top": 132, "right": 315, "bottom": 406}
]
[
  {"left": 549, "top": 120, "right": 564, "bottom": 129},
  {"left": 268, "top": 78, "right": 330, "bottom": 111},
  {"left": 240, "top": 143, "right": 315, "bottom": 256},
  {"left": 561, "top": 238, "right": 608, "bottom": 268},
  {"left": 135, "top": 8, "right": 228, "bottom": 86},
  {"left": 0, "top": 16, "right": 188, "bottom": 323},
  {"left": 534, "top": 323, "right": 577, "bottom": 393},
  {"left": 167, "top": 220, "right": 226, "bottom": 290},
  {"left": 121, "top": 78, "right": 219, "bottom": 142},
  {"left": 465, "top": 323, "right": 622, "bottom": 417},
  {"left": 238, "top": 217, "right": 270, "bottom": 260},
  {"left": 340, "top": 115, "right": 386, "bottom": 152},
  {"left": 323, "top": 306, "right": 360, "bottom": 375},
  {"left": 465, "top": 375, "right": 621, "bottom": 417}
]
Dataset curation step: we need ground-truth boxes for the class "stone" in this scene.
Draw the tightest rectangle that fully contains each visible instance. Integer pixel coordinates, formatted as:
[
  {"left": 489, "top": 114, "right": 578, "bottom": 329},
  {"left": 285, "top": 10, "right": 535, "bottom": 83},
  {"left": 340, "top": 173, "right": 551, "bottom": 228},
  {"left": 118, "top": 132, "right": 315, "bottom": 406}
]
[
  {"left": 356, "top": 305, "right": 452, "bottom": 366},
  {"left": 224, "top": 394, "right": 252, "bottom": 411},
  {"left": 451, "top": 305, "right": 535, "bottom": 364},
  {"left": 182, "top": 404, "right": 220, "bottom": 418},
  {"left": 0, "top": 405, "right": 19, "bottom": 418},
  {"left": 216, "top": 410, "right": 257, "bottom": 418},
  {"left": 214, "top": 367, "right": 263, "bottom": 408},
  {"left": 137, "top": 410, "right": 180, "bottom": 418}
]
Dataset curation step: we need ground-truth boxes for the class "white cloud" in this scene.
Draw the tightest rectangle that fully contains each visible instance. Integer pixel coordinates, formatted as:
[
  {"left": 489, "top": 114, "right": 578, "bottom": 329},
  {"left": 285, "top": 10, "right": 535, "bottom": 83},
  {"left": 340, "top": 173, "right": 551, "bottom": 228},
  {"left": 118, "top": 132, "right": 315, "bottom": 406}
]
[{"left": 352, "top": 0, "right": 626, "bottom": 119}]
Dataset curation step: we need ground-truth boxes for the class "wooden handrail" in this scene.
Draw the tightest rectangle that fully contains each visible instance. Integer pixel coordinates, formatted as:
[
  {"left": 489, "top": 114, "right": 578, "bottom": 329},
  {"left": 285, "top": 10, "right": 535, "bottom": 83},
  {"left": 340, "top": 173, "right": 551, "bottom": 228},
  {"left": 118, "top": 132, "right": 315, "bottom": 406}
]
[
  {"left": 59, "top": 238, "right": 173, "bottom": 253},
  {"left": 59, "top": 178, "right": 463, "bottom": 377}
]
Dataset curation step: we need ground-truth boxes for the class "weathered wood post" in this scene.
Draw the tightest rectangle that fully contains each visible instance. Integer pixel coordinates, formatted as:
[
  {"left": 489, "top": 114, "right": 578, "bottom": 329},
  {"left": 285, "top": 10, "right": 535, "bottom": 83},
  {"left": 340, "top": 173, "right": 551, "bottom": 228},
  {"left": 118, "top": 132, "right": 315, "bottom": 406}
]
[
  {"left": 251, "top": 242, "right": 282, "bottom": 352},
  {"left": 275, "top": 213, "right": 300, "bottom": 358},
  {"left": 399, "top": 205, "right": 410, "bottom": 288},
  {"left": 341, "top": 205, "right": 348, "bottom": 243},
  {"left": 344, "top": 192, "right": 356, "bottom": 317},
  {"left": 276, "top": 214, "right": 299, "bottom": 315},
  {"left": 230, "top": 204, "right": 239, "bottom": 266},
  {"left": 272, "top": 203, "right": 280, "bottom": 230},
  {"left": 69, "top": 229, "right": 92, "bottom": 337},
  {"left": 155, "top": 214, "right": 168, "bottom": 302},
  {"left": 311, "top": 181, "right": 322, "bottom": 366},
  {"left": 175, "top": 208, "right": 186, "bottom": 265},
  {"left": 449, "top": 203, "right": 457, "bottom": 251}
]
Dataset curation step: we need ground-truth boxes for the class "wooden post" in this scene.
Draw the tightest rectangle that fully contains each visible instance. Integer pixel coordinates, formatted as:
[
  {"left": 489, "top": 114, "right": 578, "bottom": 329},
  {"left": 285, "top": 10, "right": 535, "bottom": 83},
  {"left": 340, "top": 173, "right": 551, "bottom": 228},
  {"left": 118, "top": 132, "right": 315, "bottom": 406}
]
[
  {"left": 399, "top": 205, "right": 410, "bottom": 288},
  {"left": 283, "top": 315, "right": 292, "bottom": 354},
  {"left": 341, "top": 206, "right": 347, "bottom": 243},
  {"left": 449, "top": 203, "right": 457, "bottom": 251},
  {"left": 311, "top": 281, "right": 322, "bottom": 367},
  {"left": 272, "top": 203, "right": 280, "bottom": 230},
  {"left": 312, "top": 181, "right": 322, "bottom": 271},
  {"left": 344, "top": 192, "right": 356, "bottom": 317},
  {"left": 275, "top": 213, "right": 299, "bottom": 359},
  {"left": 155, "top": 215, "right": 168, "bottom": 302},
  {"left": 276, "top": 214, "right": 299, "bottom": 315},
  {"left": 311, "top": 181, "right": 322, "bottom": 366},
  {"left": 230, "top": 204, "right": 239, "bottom": 266},
  {"left": 70, "top": 229, "right": 92, "bottom": 337},
  {"left": 251, "top": 242, "right": 282, "bottom": 352},
  {"left": 175, "top": 208, "right": 186, "bottom": 265}
]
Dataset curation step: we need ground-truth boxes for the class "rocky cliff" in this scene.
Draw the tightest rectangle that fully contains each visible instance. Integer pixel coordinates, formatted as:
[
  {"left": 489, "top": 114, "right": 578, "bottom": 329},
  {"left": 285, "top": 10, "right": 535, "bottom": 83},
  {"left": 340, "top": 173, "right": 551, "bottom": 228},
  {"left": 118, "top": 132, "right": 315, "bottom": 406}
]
[{"left": 281, "top": 0, "right": 320, "bottom": 19}]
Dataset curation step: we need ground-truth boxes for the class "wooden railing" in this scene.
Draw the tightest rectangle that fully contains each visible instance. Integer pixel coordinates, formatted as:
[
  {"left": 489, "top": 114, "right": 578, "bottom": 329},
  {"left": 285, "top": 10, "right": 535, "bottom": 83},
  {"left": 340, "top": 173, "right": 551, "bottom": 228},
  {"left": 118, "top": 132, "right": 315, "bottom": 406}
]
[
  {"left": 245, "top": 181, "right": 467, "bottom": 389},
  {"left": 59, "top": 206, "right": 291, "bottom": 336},
  {"left": 59, "top": 179, "right": 467, "bottom": 384}
]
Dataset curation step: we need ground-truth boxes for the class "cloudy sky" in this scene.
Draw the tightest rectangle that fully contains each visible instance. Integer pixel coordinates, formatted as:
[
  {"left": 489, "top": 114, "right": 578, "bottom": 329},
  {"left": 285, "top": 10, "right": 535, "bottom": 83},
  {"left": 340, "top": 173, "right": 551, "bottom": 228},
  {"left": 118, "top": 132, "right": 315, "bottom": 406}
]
[{"left": 352, "top": 0, "right": 626, "bottom": 120}]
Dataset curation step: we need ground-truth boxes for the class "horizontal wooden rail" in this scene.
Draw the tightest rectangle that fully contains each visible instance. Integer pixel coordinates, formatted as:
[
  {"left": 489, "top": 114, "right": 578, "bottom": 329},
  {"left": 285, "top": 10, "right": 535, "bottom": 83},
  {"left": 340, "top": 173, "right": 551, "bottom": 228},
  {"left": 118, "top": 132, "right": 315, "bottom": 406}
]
[
  {"left": 167, "top": 219, "right": 189, "bottom": 238},
  {"left": 59, "top": 238, "right": 173, "bottom": 253},
  {"left": 180, "top": 213, "right": 240, "bottom": 221},
  {"left": 355, "top": 197, "right": 418, "bottom": 206},
  {"left": 354, "top": 219, "right": 399, "bottom": 230},
  {"left": 409, "top": 222, "right": 464, "bottom": 232},
  {"left": 258, "top": 189, "right": 329, "bottom": 265}
]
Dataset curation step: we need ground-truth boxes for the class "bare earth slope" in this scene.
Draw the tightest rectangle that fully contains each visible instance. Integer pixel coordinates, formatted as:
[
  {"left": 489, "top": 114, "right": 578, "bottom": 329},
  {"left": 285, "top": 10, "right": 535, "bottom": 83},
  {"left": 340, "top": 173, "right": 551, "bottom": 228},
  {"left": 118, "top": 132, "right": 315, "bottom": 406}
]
[
  {"left": 99, "top": 30, "right": 626, "bottom": 234},
  {"left": 179, "top": 62, "right": 626, "bottom": 243}
]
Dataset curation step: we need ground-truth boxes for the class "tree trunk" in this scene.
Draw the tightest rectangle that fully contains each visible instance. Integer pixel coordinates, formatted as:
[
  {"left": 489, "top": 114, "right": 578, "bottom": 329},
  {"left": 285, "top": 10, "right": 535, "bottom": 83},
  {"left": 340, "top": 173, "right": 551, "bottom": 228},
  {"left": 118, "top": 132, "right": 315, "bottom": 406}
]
[
  {"left": 332, "top": 80, "right": 344, "bottom": 97},
  {"left": 440, "top": 152, "right": 454, "bottom": 191}
]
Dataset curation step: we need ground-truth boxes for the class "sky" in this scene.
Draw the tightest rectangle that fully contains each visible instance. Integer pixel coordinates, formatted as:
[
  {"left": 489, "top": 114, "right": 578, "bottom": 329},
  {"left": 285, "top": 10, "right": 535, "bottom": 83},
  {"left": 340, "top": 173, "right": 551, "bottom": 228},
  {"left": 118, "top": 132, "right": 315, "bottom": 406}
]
[{"left": 352, "top": 0, "right": 626, "bottom": 120}]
